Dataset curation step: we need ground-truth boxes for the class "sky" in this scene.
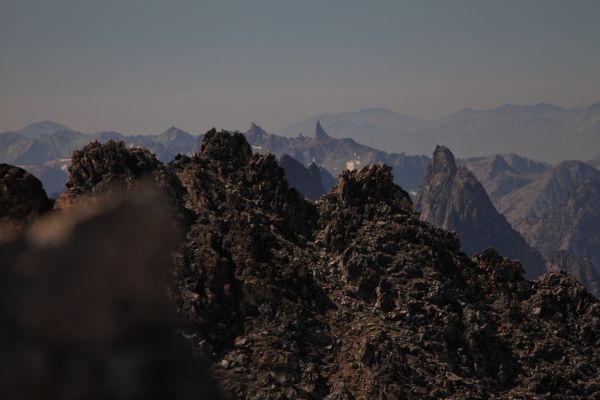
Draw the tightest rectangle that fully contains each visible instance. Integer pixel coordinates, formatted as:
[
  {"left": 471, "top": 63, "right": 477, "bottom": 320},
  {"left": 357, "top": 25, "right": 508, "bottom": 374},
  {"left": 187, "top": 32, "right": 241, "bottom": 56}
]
[{"left": 1, "top": 0, "right": 600, "bottom": 134}]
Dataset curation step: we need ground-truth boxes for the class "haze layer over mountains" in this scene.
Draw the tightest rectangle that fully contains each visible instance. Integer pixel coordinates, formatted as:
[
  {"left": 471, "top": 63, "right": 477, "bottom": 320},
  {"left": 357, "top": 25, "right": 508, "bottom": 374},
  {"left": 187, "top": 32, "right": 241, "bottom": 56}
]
[{"left": 277, "top": 103, "right": 600, "bottom": 162}]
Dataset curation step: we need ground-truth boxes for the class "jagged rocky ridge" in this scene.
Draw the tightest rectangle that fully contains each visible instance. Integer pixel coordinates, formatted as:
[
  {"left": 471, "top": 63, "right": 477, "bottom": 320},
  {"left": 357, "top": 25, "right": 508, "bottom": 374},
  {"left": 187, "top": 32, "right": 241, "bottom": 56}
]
[
  {"left": 2, "top": 131, "right": 600, "bottom": 398},
  {"left": 415, "top": 146, "right": 547, "bottom": 279}
]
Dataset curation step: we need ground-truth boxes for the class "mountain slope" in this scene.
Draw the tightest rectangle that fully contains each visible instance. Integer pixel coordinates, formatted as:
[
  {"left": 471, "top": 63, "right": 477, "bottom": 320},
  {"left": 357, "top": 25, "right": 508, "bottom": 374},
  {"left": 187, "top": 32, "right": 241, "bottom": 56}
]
[
  {"left": 498, "top": 160, "right": 600, "bottom": 223},
  {"left": 462, "top": 154, "right": 550, "bottom": 204},
  {"left": 415, "top": 146, "right": 546, "bottom": 279},
  {"left": 522, "top": 179, "right": 600, "bottom": 269}
]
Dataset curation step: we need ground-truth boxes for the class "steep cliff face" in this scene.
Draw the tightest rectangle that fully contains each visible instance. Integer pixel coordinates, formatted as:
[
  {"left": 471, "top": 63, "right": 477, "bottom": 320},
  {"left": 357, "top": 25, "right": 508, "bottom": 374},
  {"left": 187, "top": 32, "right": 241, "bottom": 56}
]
[
  {"left": 523, "top": 179, "right": 600, "bottom": 269},
  {"left": 497, "top": 162, "right": 600, "bottom": 277},
  {"left": 2, "top": 133, "right": 600, "bottom": 399},
  {"left": 415, "top": 146, "right": 546, "bottom": 279}
]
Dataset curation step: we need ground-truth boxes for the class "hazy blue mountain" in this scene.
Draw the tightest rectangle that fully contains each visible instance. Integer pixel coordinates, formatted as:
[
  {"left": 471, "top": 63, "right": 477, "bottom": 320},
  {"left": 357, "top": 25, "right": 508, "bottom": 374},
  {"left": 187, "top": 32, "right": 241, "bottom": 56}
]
[
  {"left": 0, "top": 129, "right": 88, "bottom": 165},
  {"left": 124, "top": 127, "right": 203, "bottom": 162},
  {"left": 278, "top": 103, "right": 600, "bottom": 162},
  {"left": 462, "top": 154, "right": 551, "bottom": 204},
  {"left": 17, "top": 121, "right": 73, "bottom": 138}
]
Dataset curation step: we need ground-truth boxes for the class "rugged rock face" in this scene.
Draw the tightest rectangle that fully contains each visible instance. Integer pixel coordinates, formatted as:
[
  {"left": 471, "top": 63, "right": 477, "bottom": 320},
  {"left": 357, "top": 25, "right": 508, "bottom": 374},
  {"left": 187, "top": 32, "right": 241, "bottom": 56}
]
[
  {"left": 0, "top": 163, "right": 53, "bottom": 234},
  {"left": 498, "top": 160, "right": 600, "bottom": 223},
  {"left": 498, "top": 162, "right": 600, "bottom": 274},
  {"left": 415, "top": 146, "right": 546, "bottom": 279},
  {"left": 4, "top": 131, "right": 600, "bottom": 398},
  {"left": 521, "top": 179, "right": 600, "bottom": 269},
  {"left": 279, "top": 154, "right": 327, "bottom": 201},
  {"left": 547, "top": 250, "right": 600, "bottom": 297},
  {"left": 170, "top": 133, "right": 600, "bottom": 398}
]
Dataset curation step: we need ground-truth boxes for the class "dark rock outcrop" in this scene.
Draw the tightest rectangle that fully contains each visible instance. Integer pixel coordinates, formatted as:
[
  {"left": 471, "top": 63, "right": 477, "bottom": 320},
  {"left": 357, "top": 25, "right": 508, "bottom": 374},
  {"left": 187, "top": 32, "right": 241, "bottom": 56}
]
[
  {"left": 415, "top": 146, "right": 546, "bottom": 279},
  {"left": 0, "top": 163, "right": 53, "bottom": 232},
  {"left": 57, "top": 140, "right": 189, "bottom": 224}
]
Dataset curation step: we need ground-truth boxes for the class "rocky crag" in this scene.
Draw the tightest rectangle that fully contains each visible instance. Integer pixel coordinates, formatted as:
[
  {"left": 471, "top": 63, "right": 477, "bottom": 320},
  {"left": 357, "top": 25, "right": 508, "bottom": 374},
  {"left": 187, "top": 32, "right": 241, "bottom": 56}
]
[
  {"left": 2, "top": 131, "right": 600, "bottom": 398},
  {"left": 415, "top": 146, "right": 547, "bottom": 279}
]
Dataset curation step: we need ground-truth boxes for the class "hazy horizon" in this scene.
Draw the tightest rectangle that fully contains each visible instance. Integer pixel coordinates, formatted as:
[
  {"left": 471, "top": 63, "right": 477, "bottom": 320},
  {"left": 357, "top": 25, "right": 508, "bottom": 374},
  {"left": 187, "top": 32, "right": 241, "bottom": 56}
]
[
  {"left": 2, "top": 0, "right": 600, "bottom": 134},
  {"left": 4, "top": 100, "right": 600, "bottom": 136}
]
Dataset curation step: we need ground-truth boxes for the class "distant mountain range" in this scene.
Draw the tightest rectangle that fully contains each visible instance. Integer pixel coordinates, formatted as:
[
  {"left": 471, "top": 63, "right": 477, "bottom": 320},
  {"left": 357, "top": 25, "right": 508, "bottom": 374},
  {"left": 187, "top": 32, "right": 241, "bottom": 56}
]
[
  {"left": 246, "top": 122, "right": 430, "bottom": 192},
  {"left": 277, "top": 103, "right": 600, "bottom": 162}
]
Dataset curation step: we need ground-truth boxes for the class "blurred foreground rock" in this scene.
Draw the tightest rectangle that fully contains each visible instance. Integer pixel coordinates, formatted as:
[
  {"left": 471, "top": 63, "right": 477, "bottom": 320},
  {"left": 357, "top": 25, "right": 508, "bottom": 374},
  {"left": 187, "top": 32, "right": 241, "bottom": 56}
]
[{"left": 0, "top": 187, "right": 220, "bottom": 400}]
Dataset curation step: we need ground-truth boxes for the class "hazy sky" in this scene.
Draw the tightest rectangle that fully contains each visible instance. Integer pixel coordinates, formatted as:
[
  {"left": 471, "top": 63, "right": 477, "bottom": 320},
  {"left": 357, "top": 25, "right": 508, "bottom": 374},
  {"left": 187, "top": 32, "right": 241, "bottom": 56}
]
[{"left": 1, "top": 0, "right": 600, "bottom": 134}]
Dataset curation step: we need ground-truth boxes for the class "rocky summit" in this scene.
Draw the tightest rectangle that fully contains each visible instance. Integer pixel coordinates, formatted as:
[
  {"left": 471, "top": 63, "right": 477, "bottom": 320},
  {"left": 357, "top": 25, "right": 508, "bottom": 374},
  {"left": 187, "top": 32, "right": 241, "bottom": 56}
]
[{"left": 1, "top": 131, "right": 600, "bottom": 399}]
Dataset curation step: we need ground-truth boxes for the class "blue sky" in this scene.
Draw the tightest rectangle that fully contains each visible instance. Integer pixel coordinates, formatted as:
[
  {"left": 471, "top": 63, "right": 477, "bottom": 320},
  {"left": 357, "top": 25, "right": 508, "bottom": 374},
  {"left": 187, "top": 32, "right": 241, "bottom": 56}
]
[{"left": 1, "top": 0, "right": 599, "bottom": 133}]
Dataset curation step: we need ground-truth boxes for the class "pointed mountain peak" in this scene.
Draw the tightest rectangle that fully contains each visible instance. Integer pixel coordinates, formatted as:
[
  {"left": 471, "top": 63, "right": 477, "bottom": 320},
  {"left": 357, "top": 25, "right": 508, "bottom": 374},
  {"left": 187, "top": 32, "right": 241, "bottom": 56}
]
[
  {"left": 315, "top": 121, "right": 331, "bottom": 141},
  {"left": 488, "top": 155, "right": 514, "bottom": 178},
  {"left": 246, "top": 123, "right": 269, "bottom": 140},
  {"left": 431, "top": 145, "right": 457, "bottom": 175}
]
